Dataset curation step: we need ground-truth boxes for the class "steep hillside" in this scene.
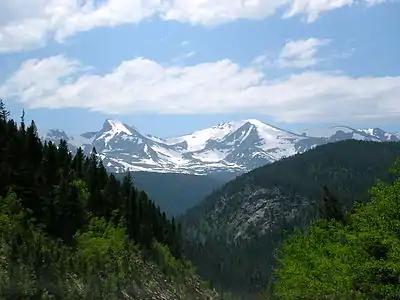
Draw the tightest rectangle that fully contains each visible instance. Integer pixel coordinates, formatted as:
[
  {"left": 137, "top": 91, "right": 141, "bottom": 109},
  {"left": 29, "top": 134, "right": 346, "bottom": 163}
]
[
  {"left": 181, "top": 140, "right": 400, "bottom": 295},
  {"left": 115, "top": 171, "right": 228, "bottom": 216}
]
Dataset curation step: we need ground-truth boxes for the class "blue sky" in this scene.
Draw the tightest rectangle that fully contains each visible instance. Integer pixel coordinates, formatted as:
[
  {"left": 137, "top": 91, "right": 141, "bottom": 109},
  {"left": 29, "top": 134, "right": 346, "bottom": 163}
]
[{"left": 0, "top": 0, "right": 399, "bottom": 137}]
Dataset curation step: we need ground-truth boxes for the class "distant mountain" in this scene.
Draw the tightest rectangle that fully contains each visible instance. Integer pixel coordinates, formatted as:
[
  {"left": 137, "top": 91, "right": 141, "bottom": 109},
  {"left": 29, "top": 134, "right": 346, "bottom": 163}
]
[
  {"left": 300, "top": 125, "right": 399, "bottom": 142},
  {"left": 39, "top": 119, "right": 399, "bottom": 175},
  {"left": 115, "top": 171, "right": 228, "bottom": 216},
  {"left": 181, "top": 140, "right": 400, "bottom": 294}
]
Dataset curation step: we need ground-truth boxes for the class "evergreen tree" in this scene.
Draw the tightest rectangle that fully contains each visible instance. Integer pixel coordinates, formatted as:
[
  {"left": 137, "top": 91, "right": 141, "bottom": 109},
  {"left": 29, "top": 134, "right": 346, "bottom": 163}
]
[
  {"left": 0, "top": 98, "right": 10, "bottom": 121},
  {"left": 319, "top": 185, "right": 345, "bottom": 222},
  {"left": 72, "top": 147, "right": 85, "bottom": 179},
  {"left": 20, "top": 109, "right": 25, "bottom": 132},
  {"left": 102, "top": 174, "right": 122, "bottom": 221}
]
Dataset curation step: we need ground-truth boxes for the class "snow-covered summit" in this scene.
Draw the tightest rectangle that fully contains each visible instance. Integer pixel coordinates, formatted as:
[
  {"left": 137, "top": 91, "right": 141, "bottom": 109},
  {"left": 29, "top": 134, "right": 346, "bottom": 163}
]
[
  {"left": 358, "top": 128, "right": 398, "bottom": 141},
  {"left": 103, "top": 119, "right": 133, "bottom": 135},
  {"left": 97, "top": 119, "right": 138, "bottom": 144},
  {"left": 165, "top": 120, "right": 246, "bottom": 150},
  {"left": 40, "top": 119, "right": 399, "bottom": 175}
]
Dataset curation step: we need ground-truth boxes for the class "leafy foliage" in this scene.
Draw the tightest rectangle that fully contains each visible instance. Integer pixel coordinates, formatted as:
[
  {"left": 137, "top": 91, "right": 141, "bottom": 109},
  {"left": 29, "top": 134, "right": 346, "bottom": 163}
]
[{"left": 273, "top": 161, "right": 400, "bottom": 299}]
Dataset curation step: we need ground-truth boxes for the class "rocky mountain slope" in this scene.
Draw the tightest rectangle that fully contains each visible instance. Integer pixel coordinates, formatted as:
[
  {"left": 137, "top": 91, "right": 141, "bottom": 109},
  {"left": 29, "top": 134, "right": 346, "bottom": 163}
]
[
  {"left": 39, "top": 119, "right": 399, "bottom": 175},
  {"left": 181, "top": 140, "right": 400, "bottom": 295}
]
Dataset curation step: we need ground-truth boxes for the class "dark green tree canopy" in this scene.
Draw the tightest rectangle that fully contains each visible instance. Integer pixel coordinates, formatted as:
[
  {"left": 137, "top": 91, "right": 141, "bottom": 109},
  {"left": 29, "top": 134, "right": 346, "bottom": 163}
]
[{"left": 0, "top": 105, "right": 215, "bottom": 299}]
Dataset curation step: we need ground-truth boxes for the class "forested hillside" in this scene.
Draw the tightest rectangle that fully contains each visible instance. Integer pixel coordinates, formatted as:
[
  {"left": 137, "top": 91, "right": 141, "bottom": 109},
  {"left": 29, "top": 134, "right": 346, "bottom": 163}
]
[
  {"left": 273, "top": 160, "right": 400, "bottom": 298},
  {"left": 0, "top": 102, "right": 217, "bottom": 299},
  {"left": 182, "top": 140, "right": 400, "bottom": 296},
  {"left": 115, "top": 171, "right": 228, "bottom": 216}
]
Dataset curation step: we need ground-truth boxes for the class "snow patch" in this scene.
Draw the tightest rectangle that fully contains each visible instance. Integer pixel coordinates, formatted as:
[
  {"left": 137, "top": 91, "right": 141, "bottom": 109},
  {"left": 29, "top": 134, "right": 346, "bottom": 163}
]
[{"left": 192, "top": 149, "right": 229, "bottom": 162}]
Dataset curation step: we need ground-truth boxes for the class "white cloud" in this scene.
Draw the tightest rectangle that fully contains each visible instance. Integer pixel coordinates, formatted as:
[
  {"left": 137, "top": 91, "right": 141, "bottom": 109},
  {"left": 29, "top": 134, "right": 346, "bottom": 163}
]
[
  {"left": 0, "top": 0, "right": 391, "bottom": 53},
  {"left": 0, "top": 0, "right": 161, "bottom": 52},
  {"left": 180, "top": 40, "right": 189, "bottom": 46},
  {"left": 170, "top": 51, "right": 196, "bottom": 64},
  {"left": 184, "top": 51, "right": 196, "bottom": 58},
  {"left": 53, "top": 0, "right": 161, "bottom": 42},
  {"left": 277, "top": 38, "right": 330, "bottom": 68},
  {"left": 162, "top": 0, "right": 395, "bottom": 25},
  {"left": 251, "top": 38, "right": 330, "bottom": 69},
  {"left": 283, "top": 0, "right": 354, "bottom": 22},
  {"left": 159, "top": 0, "right": 289, "bottom": 26},
  {"left": 0, "top": 18, "right": 49, "bottom": 53},
  {"left": 251, "top": 52, "right": 274, "bottom": 69},
  {"left": 2, "top": 54, "right": 400, "bottom": 124}
]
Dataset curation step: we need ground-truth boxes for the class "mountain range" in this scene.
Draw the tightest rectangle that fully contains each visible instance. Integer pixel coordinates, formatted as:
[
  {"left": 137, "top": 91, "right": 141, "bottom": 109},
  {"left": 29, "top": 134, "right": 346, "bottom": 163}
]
[{"left": 39, "top": 119, "right": 400, "bottom": 175}]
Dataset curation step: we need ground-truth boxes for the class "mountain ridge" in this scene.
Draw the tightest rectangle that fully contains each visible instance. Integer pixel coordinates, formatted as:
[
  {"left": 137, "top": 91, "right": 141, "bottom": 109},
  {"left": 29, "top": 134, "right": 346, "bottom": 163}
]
[
  {"left": 39, "top": 119, "right": 399, "bottom": 175},
  {"left": 181, "top": 140, "right": 400, "bottom": 294}
]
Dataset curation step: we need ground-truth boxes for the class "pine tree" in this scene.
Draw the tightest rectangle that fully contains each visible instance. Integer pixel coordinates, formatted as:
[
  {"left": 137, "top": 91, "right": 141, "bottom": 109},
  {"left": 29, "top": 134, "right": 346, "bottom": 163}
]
[
  {"left": 0, "top": 98, "right": 10, "bottom": 121},
  {"left": 319, "top": 185, "right": 345, "bottom": 222},
  {"left": 20, "top": 109, "right": 25, "bottom": 132},
  {"left": 57, "top": 139, "right": 72, "bottom": 173},
  {"left": 72, "top": 147, "right": 85, "bottom": 179},
  {"left": 102, "top": 174, "right": 122, "bottom": 221}
]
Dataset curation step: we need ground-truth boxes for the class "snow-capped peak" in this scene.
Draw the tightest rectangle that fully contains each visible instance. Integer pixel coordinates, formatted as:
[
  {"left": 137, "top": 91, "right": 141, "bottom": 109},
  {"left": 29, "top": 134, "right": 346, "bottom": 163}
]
[
  {"left": 40, "top": 118, "right": 399, "bottom": 176},
  {"left": 103, "top": 119, "right": 132, "bottom": 135},
  {"left": 359, "top": 127, "right": 398, "bottom": 141},
  {"left": 243, "top": 119, "right": 292, "bottom": 133},
  {"left": 167, "top": 120, "right": 250, "bottom": 152},
  {"left": 164, "top": 119, "right": 288, "bottom": 152},
  {"left": 216, "top": 119, "right": 264, "bottom": 129},
  {"left": 222, "top": 119, "right": 283, "bottom": 131},
  {"left": 97, "top": 119, "right": 135, "bottom": 144},
  {"left": 244, "top": 119, "right": 266, "bottom": 127}
]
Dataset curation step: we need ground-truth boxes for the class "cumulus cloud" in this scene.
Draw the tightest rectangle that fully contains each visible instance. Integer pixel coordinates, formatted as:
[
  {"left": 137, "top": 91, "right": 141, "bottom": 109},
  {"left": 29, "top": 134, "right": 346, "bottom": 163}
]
[
  {"left": 277, "top": 38, "right": 330, "bottom": 68},
  {"left": 1, "top": 54, "right": 399, "bottom": 124},
  {"left": 0, "top": 0, "right": 161, "bottom": 52},
  {"left": 159, "top": 0, "right": 289, "bottom": 25},
  {"left": 0, "top": 0, "right": 391, "bottom": 53},
  {"left": 251, "top": 38, "right": 330, "bottom": 69},
  {"left": 283, "top": 0, "right": 353, "bottom": 22}
]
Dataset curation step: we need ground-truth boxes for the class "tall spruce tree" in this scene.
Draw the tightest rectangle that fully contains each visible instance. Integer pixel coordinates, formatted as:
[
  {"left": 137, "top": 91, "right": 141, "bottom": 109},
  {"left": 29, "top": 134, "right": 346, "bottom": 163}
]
[
  {"left": 0, "top": 98, "right": 10, "bottom": 121},
  {"left": 319, "top": 185, "right": 345, "bottom": 222}
]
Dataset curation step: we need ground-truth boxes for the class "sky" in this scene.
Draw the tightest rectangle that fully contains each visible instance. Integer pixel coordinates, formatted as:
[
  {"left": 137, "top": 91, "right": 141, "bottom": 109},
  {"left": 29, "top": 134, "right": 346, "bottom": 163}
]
[{"left": 0, "top": 0, "right": 399, "bottom": 138}]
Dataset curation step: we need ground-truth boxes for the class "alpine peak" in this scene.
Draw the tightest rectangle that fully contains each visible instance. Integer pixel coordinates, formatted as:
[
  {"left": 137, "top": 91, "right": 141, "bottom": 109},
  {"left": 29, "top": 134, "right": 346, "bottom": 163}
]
[
  {"left": 41, "top": 119, "right": 399, "bottom": 175},
  {"left": 103, "top": 119, "right": 132, "bottom": 135}
]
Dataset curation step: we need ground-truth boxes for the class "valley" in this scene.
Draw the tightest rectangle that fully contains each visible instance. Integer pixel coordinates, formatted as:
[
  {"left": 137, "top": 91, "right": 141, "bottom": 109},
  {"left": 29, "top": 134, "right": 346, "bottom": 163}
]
[
  {"left": 114, "top": 171, "right": 230, "bottom": 216},
  {"left": 2, "top": 103, "right": 400, "bottom": 299}
]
